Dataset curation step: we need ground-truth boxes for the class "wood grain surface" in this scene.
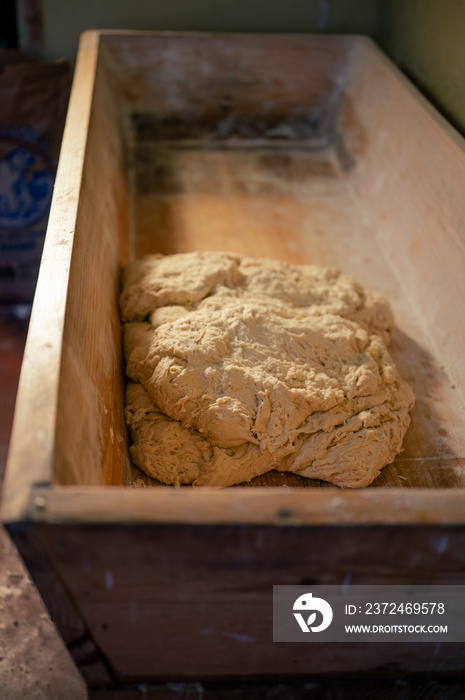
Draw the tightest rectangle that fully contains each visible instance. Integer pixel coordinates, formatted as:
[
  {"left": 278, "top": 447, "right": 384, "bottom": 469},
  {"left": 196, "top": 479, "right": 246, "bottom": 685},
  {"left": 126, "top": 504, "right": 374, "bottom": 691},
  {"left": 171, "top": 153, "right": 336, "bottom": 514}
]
[
  {"left": 34, "top": 522, "right": 465, "bottom": 680},
  {"left": 1, "top": 31, "right": 101, "bottom": 522},
  {"left": 23, "top": 484, "right": 465, "bottom": 525}
]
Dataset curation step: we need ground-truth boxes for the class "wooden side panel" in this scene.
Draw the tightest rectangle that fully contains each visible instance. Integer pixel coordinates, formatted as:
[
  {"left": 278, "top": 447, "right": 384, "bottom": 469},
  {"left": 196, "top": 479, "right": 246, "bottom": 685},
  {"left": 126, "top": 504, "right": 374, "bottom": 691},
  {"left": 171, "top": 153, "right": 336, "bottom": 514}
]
[
  {"left": 103, "top": 33, "right": 352, "bottom": 131},
  {"left": 53, "top": 40, "right": 132, "bottom": 487},
  {"left": 36, "top": 522, "right": 465, "bottom": 680},
  {"left": 339, "top": 38, "right": 465, "bottom": 401},
  {"left": 0, "top": 33, "right": 102, "bottom": 521}
]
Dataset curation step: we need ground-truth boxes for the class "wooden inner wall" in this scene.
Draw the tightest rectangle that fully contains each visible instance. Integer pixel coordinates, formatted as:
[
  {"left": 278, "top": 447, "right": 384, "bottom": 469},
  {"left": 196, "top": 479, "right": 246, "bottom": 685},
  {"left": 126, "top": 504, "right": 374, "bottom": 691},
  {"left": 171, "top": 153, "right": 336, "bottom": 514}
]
[
  {"left": 101, "top": 34, "right": 352, "bottom": 129},
  {"left": 53, "top": 44, "right": 132, "bottom": 487},
  {"left": 340, "top": 39, "right": 465, "bottom": 405}
]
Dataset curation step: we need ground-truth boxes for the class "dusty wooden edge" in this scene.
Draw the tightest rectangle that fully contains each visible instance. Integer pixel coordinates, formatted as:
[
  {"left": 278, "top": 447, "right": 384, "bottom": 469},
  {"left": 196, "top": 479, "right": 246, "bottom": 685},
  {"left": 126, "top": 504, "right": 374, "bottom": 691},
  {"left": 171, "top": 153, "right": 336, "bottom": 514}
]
[
  {"left": 96, "top": 28, "right": 357, "bottom": 41},
  {"left": 17, "top": 485, "right": 465, "bottom": 526},
  {"left": 0, "top": 32, "right": 101, "bottom": 525},
  {"left": 93, "top": 28, "right": 465, "bottom": 169},
  {"left": 352, "top": 35, "right": 465, "bottom": 159}
]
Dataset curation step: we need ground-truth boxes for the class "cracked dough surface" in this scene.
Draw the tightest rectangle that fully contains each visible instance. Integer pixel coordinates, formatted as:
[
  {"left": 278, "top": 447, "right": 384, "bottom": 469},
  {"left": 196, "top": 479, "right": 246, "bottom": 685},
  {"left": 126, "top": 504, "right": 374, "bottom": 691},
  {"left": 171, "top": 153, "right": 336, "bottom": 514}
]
[{"left": 120, "top": 252, "right": 414, "bottom": 488}]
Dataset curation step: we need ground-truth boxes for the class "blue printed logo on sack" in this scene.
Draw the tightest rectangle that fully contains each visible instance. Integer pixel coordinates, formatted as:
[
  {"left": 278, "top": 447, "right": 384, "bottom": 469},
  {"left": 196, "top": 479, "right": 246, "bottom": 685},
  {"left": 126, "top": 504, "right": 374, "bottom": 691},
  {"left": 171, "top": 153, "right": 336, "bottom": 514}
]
[
  {"left": 0, "top": 144, "right": 54, "bottom": 229},
  {"left": 293, "top": 592, "right": 333, "bottom": 633}
]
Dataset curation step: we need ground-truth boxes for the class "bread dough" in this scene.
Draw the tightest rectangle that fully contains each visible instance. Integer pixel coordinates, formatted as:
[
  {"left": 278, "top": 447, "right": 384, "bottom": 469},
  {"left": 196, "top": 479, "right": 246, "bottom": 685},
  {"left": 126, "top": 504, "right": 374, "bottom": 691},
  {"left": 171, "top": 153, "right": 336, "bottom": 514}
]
[{"left": 120, "top": 252, "right": 414, "bottom": 488}]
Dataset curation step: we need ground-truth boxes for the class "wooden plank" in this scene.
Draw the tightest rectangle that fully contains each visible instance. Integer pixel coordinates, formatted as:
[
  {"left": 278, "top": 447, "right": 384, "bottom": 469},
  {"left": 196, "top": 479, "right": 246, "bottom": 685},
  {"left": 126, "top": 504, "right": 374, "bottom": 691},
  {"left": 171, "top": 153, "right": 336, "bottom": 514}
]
[
  {"left": 25, "top": 484, "right": 465, "bottom": 525},
  {"left": 102, "top": 32, "right": 352, "bottom": 127},
  {"left": 35, "top": 522, "right": 465, "bottom": 680},
  {"left": 0, "top": 31, "right": 100, "bottom": 522},
  {"left": 53, "top": 33, "right": 132, "bottom": 489},
  {"left": 338, "top": 37, "right": 465, "bottom": 401}
]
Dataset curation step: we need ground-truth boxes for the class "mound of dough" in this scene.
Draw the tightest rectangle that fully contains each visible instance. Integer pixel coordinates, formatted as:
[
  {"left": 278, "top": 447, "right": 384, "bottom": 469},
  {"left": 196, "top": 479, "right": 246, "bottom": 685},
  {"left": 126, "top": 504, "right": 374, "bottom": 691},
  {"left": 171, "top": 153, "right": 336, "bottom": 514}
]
[{"left": 120, "top": 252, "right": 414, "bottom": 488}]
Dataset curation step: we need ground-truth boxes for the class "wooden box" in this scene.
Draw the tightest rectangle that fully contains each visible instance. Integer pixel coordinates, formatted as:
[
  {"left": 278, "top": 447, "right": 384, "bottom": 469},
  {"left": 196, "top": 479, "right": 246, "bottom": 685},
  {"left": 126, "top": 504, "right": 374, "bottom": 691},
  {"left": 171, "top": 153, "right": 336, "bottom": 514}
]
[{"left": 2, "top": 31, "right": 465, "bottom": 683}]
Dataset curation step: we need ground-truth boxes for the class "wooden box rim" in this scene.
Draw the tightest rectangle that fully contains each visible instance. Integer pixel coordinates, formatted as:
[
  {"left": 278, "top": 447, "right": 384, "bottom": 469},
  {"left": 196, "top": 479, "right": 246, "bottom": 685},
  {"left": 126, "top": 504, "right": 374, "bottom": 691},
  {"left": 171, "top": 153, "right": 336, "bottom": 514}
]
[{"left": 2, "top": 30, "right": 465, "bottom": 528}]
